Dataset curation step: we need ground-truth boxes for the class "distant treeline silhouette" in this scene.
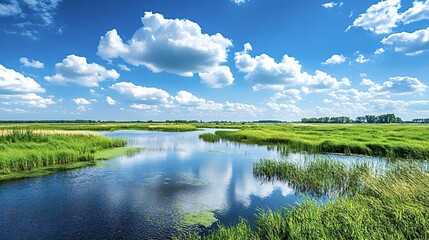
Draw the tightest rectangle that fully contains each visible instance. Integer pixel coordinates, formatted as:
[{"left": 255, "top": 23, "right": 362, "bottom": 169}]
[{"left": 302, "top": 114, "right": 403, "bottom": 124}]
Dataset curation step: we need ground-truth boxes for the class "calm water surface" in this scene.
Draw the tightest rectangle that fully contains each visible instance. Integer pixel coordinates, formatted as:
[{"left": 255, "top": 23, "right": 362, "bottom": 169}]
[{"left": 0, "top": 129, "right": 378, "bottom": 239}]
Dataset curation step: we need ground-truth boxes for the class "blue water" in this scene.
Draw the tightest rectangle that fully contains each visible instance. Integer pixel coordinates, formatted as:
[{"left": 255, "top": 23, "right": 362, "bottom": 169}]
[{"left": 0, "top": 129, "right": 378, "bottom": 239}]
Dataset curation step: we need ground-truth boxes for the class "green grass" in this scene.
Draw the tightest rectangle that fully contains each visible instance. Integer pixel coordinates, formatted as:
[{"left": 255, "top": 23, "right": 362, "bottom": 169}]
[
  {"left": 199, "top": 133, "right": 221, "bottom": 143},
  {"left": 253, "top": 158, "right": 371, "bottom": 197},
  {"left": 0, "top": 123, "right": 198, "bottom": 132},
  {"left": 185, "top": 165, "right": 429, "bottom": 240},
  {"left": 204, "top": 124, "right": 429, "bottom": 160},
  {"left": 0, "top": 129, "right": 126, "bottom": 181},
  {"left": 94, "top": 147, "right": 143, "bottom": 160}
]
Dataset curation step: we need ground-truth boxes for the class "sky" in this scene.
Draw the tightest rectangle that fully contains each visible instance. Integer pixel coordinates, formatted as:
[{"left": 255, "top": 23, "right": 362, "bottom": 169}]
[{"left": 0, "top": 0, "right": 428, "bottom": 121}]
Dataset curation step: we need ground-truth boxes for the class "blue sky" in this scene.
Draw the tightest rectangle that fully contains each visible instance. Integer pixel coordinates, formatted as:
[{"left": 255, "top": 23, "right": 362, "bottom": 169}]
[{"left": 0, "top": 0, "right": 428, "bottom": 121}]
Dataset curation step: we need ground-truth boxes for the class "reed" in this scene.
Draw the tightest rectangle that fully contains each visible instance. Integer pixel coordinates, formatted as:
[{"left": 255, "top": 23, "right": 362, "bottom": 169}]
[
  {"left": 0, "top": 129, "right": 126, "bottom": 175},
  {"left": 207, "top": 124, "right": 429, "bottom": 160}
]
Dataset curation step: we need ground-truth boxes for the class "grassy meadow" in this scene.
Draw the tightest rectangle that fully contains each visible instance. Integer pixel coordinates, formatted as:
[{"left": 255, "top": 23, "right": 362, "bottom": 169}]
[{"left": 202, "top": 124, "right": 429, "bottom": 160}]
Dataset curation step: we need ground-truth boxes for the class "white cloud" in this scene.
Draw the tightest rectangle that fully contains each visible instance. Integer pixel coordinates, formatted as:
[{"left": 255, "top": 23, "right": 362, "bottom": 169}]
[
  {"left": 97, "top": 12, "right": 232, "bottom": 77},
  {"left": 322, "top": 54, "right": 346, "bottom": 65},
  {"left": 322, "top": 2, "right": 343, "bottom": 9},
  {"left": 76, "top": 106, "right": 90, "bottom": 112},
  {"left": 118, "top": 64, "right": 131, "bottom": 71},
  {"left": 0, "top": 0, "right": 21, "bottom": 17},
  {"left": 232, "top": 0, "right": 249, "bottom": 5},
  {"left": 351, "top": 0, "right": 402, "bottom": 34},
  {"left": 355, "top": 54, "right": 370, "bottom": 63},
  {"left": 198, "top": 66, "right": 234, "bottom": 88},
  {"left": 402, "top": 0, "right": 429, "bottom": 24},
  {"left": 0, "top": 93, "right": 55, "bottom": 108},
  {"left": 374, "top": 48, "right": 385, "bottom": 54},
  {"left": 72, "top": 98, "right": 91, "bottom": 105},
  {"left": 381, "top": 27, "right": 429, "bottom": 55},
  {"left": 175, "top": 91, "right": 223, "bottom": 111},
  {"left": 380, "top": 76, "right": 427, "bottom": 94},
  {"left": 0, "top": 107, "right": 27, "bottom": 113},
  {"left": 267, "top": 102, "right": 301, "bottom": 113},
  {"left": 329, "top": 89, "right": 373, "bottom": 101},
  {"left": 224, "top": 101, "right": 261, "bottom": 114},
  {"left": 20, "top": 57, "right": 44, "bottom": 68},
  {"left": 22, "top": 0, "right": 62, "bottom": 26},
  {"left": 0, "top": 64, "right": 44, "bottom": 93},
  {"left": 130, "top": 103, "right": 158, "bottom": 110},
  {"left": 235, "top": 43, "right": 346, "bottom": 91},
  {"left": 360, "top": 78, "right": 376, "bottom": 86},
  {"left": 271, "top": 89, "right": 302, "bottom": 103},
  {"left": 110, "top": 82, "right": 171, "bottom": 105},
  {"left": 106, "top": 96, "right": 117, "bottom": 105},
  {"left": 44, "top": 55, "right": 120, "bottom": 87}
]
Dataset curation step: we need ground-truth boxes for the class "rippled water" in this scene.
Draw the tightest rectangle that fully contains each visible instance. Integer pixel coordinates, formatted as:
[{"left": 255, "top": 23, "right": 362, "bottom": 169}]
[{"left": 0, "top": 129, "right": 380, "bottom": 239}]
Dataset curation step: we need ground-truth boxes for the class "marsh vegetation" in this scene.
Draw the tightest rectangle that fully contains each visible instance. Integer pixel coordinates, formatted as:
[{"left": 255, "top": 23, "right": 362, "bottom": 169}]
[{"left": 0, "top": 129, "right": 126, "bottom": 180}]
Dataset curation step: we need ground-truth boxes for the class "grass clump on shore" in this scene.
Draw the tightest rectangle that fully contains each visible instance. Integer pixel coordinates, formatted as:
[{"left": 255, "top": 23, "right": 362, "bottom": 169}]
[
  {"left": 199, "top": 133, "right": 221, "bottom": 143},
  {"left": 0, "top": 129, "right": 126, "bottom": 180},
  {"left": 94, "top": 147, "right": 142, "bottom": 160},
  {"left": 205, "top": 124, "right": 429, "bottom": 160},
  {"left": 185, "top": 165, "right": 429, "bottom": 239},
  {"left": 253, "top": 158, "right": 371, "bottom": 197}
]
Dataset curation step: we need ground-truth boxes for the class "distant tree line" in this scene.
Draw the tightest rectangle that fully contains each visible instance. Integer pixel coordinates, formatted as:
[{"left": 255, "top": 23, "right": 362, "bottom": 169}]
[
  {"left": 411, "top": 118, "right": 429, "bottom": 123},
  {"left": 302, "top": 114, "right": 403, "bottom": 124}
]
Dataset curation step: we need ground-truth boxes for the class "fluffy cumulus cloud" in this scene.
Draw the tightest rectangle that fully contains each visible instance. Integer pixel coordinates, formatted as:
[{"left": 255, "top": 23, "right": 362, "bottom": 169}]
[
  {"left": 402, "top": 0, "right": 429, "bottom": 24},
  {"left": 72, "top": 98, "right": 91, "bottom": 105},
  {"left": 97, "top": 12, "right": 233, "bottom": 80},
  {"left": 350, "top": 0, "right": 401, "bottom": 34},
  {"left": 379, "top": 76, "right": 427, "bottom": 94},
  {"left": 355, "top": 54, "right": 370, "bottom": 63},
  {"left": 106, "top": 96, "right": 117, "bottom": 105},
  {"left": 330, "top": 76, "right": 426, "bottom": 103},
  {"left": 235, "top": 43, "right": 349, "bottom": 91},
  {"left": 0, "top": 64, "right": 44, "bottom": 93},
  {"left": 322, "top": 54, "right": 346, "bottom": 65},
  {"left": 0, "top": 93, "right": 55, "bottom": 108},
  {"left": 198, "top": 66, "right": 234, "bottom": 88},
  {"left": 20, "top": 57, "right": 44, "bottom": 68},
  {"left": 44, "top": 55, "right": 120, "bottom": 87},
  {"left": 175, "top": 91, "right": 223, "bottom": 111},
  {"left": 110, "top": 82, "right": 171, "bottom": 105},
  {"left": 381, "top": 27, "right": 429, "bottom": 55}
]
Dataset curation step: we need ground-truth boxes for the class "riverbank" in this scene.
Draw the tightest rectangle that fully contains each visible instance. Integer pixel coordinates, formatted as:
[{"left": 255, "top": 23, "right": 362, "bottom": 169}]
[
  {"left": 0, "top": 129, "right": 141, "bottom": 181},
  {"left": 201, "top": 124, "right": 429, "bottom": 160}
]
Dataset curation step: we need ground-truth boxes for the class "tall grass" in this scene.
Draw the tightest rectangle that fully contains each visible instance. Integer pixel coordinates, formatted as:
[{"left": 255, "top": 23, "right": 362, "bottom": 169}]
[
  {"left": 253, "top": 158, "right": 371, "bottom": 197},
  {"left": 185, "top": 165, "right": 429, "bottom": 239},
  {"left": 199, "top": 133, "right": 221, "bottom": 143},
  {"left": 0, "top": 129, "right": 125, "bottom": 175},
  {"left": 207, "top": 124, "right": 429, "bottom": 160}
]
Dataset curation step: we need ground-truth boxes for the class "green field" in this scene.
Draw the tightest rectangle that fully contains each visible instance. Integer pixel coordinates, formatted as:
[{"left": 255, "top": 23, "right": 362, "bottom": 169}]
[{"left": 201, "top": 124, "right": 429, "bottom": 160}]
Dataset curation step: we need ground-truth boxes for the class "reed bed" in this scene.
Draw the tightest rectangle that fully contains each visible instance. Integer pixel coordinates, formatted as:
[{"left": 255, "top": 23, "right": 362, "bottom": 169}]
[
  {"left": 206, "top": 124, "right": 429, "bottom": 160},
  {"left": 253, "top": 158, "right": 371, "bottom": 197},
  {"left": 185, "top": 164, "right": 429, "bottom": 239},
  {"left": 0, "top": 129, "right": 125, "bottom": 175}
]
